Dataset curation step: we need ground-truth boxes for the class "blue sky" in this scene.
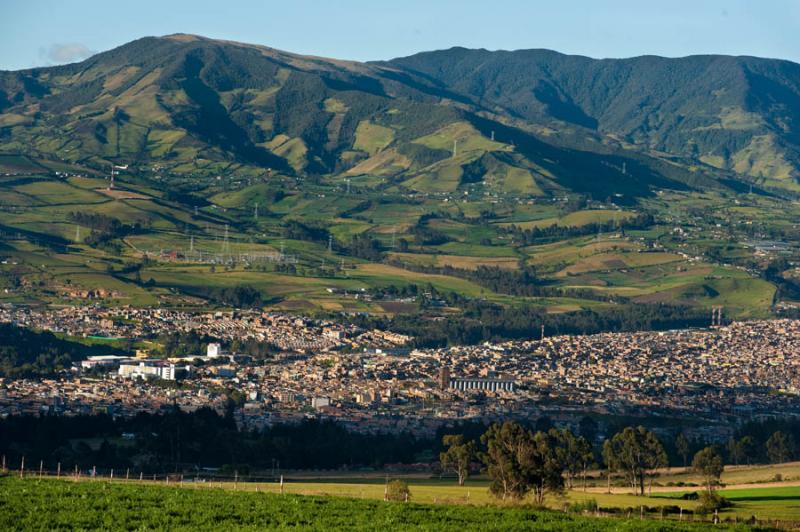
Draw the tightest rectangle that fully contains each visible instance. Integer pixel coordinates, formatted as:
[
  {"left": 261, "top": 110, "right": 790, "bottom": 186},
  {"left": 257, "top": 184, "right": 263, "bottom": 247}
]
[{"left": 1, "top": 0, "right": 798, "bottom": 70}]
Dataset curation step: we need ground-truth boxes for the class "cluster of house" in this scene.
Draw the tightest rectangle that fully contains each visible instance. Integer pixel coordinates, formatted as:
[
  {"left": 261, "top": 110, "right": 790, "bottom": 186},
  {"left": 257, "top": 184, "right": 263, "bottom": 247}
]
[{"left": 2, "top": 302, "right": 799, "bottom": 438}]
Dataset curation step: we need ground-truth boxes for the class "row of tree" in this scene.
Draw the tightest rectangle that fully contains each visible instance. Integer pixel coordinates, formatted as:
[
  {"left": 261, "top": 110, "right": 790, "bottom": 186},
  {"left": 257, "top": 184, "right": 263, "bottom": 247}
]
[
  {"left": 1, "top": 410, "right": 796, "bottom": 485},
  {"left": 443, "top": 422, "right": 794, "bottom": 503}
]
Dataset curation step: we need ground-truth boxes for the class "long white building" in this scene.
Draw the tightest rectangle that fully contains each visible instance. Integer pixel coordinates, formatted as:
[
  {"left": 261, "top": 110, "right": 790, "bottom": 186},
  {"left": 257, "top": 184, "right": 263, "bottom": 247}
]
[{"left": 449, "top": 378, "right": 515, "bottom": 393}]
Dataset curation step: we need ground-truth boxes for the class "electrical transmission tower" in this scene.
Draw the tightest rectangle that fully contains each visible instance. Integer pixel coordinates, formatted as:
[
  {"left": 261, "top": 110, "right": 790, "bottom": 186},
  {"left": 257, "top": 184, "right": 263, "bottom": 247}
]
[{"left": 222, "top": 224, "right": 230, "bottom": 256}]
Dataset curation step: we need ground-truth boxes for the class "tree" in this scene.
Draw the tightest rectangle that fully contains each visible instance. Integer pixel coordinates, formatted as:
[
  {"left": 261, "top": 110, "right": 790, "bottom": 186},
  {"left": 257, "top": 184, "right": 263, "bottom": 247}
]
[
  {"left": 675, "top": 432, "right": 690, "bottom": 469},
  {"left": 766, "top": 431, "right": 795, "bottom": 464},
  {"left": 739, "top": 435, "right": 756, "bottom": 465},
  {"left": 526, "top": 430, "right": 566, "bottom": 505},
  {"left": 727, "top": 438, "right": 744, "bottom": 466},
  {"left": 385, "top": 479, "right": 411, "bottom": 502},
  {"left": 552, "top": 429, "right": 594, "bottom": 490},
  {"left": 440, "top": 434, "right": 476, "bottom": 486},
  {"left": 603, "top": 426, "right": 668, "bottom": 496},
  {"left": 692, "top": 446, "right": 724, "bottom": 494},
  {"left": 481, "top": 422, "right": 533, "bottom": 500},
  {"left": 480, "top": 422, "right": 565, "bottom": 503}
]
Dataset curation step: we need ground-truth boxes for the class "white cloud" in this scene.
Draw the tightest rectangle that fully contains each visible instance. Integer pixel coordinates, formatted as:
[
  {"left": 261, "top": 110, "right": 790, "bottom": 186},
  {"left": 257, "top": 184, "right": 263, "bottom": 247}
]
[{"left": 45, "top": 43, "right": 95, "bottom": 64}]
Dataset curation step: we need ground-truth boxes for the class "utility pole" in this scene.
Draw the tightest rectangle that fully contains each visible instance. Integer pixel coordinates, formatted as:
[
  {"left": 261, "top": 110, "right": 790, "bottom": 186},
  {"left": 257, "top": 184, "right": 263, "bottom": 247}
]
[
  {"left": 452, "top": 139, "right": 458, "bottom": 158},
  {"left": 328, "top": 234, "right": 333, "bottom": 254}
]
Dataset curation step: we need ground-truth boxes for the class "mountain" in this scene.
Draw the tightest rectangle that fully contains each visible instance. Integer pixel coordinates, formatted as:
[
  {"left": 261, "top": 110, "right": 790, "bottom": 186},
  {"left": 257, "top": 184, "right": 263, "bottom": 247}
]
[
  {"left": 386, "top": 48, "right": 800, "bottom": 190},
  {"left": 0, "top": 34, "right": 798, "bottom": 198},
  {"left": 1, "top": 35, "right": 795, "bottom": 321}
]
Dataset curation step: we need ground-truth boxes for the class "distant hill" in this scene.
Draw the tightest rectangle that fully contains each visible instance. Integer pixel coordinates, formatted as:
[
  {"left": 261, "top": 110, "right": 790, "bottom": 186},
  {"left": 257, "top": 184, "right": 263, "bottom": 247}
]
[
  {"left": 0, "top": 34, "right": 798, "bottom": 196},
  {"left": 386, "top": 48, "right": 800, "bottom": 190}
]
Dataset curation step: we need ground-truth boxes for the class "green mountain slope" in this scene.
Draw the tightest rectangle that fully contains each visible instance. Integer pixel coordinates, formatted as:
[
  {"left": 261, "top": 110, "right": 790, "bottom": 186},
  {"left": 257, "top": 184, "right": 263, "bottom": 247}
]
[
  {"left": 386, "top": 48, "right": 800, "bottom": 189},
  {"left": 2, "top": 37, "right": 799, "bottom": 327},
  {"left": 0, "top": 34, "right": 734, "bottom": 200}
]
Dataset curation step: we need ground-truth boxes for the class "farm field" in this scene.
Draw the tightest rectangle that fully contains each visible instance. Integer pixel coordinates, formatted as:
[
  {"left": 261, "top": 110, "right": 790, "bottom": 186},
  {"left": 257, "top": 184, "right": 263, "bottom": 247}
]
[
  {"left": 0, "top": 476, "right": 760, "bottom": 531},
  {"left": 0, "top": 153, "right": 794, "bottom": 324}
]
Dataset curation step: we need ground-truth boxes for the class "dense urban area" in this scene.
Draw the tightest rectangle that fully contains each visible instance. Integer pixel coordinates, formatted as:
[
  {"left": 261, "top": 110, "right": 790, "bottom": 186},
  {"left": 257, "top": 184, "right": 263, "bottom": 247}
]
[{"left": 2, "top": 305, "right": 798, "bottom": 442}]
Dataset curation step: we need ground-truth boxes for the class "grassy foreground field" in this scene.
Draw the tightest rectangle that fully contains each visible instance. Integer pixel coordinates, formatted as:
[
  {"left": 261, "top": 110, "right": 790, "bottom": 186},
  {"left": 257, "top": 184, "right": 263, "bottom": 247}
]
[{"left": 0, "top": 477, "right": 757, "bottom": 531}]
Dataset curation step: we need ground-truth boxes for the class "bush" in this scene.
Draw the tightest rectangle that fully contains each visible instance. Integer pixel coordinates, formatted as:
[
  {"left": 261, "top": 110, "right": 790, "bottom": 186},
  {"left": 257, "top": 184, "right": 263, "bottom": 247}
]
[
  {"left": 385, "top": 479, "right": 411, "bottom": 502},
  {"left": 696, "top": 491, "right": 731, "bottom": 515}
]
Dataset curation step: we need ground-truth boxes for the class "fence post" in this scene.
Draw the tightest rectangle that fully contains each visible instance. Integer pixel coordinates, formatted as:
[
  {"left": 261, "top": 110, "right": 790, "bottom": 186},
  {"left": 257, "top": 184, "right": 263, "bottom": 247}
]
[
  {"left": 110, "top": 469, "right": 114, "bottom": 481},
  {"left": 140, "top": 472, "right": 144, "bottom": 482},
  {"left": 91, "top": 465, "right": 96, "bottom": 479},
  {"left": 39, "top": 460, "right": 43, "bottom": 479},
  {"left": 126, "top": 468, "right": 130, "bottom": 481},
  {"left": 57, "top": 462, "right": 61, "bottom": 479},
  {"left": 280, "top": 475, "right": 284, "bottom": 495},
  {"left": 20, "top": 456, "right": 25, "bottom": 479},
  {"left": 1, "top": 455, "right": 5, "bottom": 473}
]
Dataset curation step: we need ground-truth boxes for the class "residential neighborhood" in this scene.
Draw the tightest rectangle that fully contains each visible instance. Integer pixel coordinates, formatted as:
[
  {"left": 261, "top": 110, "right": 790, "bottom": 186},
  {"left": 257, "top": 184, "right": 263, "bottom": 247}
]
[{"left": 2, "top": 304, "right": 798, "bottom": 442}]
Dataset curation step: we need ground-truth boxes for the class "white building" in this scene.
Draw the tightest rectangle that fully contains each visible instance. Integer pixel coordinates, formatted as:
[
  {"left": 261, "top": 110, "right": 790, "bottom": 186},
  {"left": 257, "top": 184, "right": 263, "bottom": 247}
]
[
  {"left": 118, "top": 362, "right": 177, "bottom": 381},
  {"left": 207, "top": 343, "right": 222, "bottom": 358},
  {"left": 449, "top": 378, "right": 515, "bottom": 393},
  {"left": 311, "top": 397, "right": 330, "bottom": 409}
]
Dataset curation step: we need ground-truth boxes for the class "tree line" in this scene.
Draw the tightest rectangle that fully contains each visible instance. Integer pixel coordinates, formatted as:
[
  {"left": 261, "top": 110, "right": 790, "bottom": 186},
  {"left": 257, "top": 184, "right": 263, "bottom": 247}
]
[
  {"left": 446, "top": 420, "right": 793, "bottom": 510},
  {"left": 0, "top": 323, "right": 124, "bottom": 378},
  {"left": 346, "top": 296, "right": 712, "bottom": 347},
  {"left": 68, "top": 212, "right": 143, "bottom": 246},
  {"left": 2, "top": 409, "right": 797, "bottom": 486},
  {"left": 503, "top": 213, "right": 655, "bottom": 246},
  {"left": 385, "top": 262, "right": 622, "bottom": 303}
]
